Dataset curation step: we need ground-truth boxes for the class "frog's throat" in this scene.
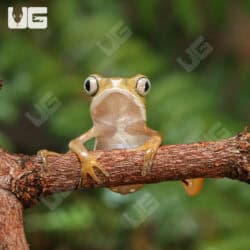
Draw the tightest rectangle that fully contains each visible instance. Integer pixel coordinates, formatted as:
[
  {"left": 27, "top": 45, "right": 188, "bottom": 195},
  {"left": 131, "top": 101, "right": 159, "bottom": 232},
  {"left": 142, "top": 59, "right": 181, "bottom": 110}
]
[{"left": 90, "top": 88, "right": 146, "bottom": 121}]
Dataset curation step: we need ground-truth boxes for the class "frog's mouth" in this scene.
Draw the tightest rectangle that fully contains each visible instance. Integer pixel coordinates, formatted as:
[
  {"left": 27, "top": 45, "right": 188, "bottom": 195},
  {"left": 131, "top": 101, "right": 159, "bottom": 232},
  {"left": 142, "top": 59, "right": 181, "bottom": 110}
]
[{"left": 90, "top": 89, "right": 146, "bottom": 122}]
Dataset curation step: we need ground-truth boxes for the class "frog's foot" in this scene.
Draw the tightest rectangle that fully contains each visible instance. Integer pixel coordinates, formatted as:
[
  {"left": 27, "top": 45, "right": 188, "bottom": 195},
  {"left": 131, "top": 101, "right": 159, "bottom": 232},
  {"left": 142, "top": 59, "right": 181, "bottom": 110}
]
[
  {"left": 182, "top": 178, "right": 204, "bottom": 196},
  {"left": 137, "top": 140, "right": 161, "bottom": 176},
  {"left": 78, "top": 153, "right": 109, "bottom": 184},
  {"left": 37, "top": 149, "right": 60, "bottom": 170}
]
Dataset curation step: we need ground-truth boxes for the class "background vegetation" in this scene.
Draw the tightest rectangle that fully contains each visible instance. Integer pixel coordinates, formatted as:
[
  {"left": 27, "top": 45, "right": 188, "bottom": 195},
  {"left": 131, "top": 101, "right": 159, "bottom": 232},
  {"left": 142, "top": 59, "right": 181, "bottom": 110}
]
[{"left": 0, "top": 1, "right": 249, "bottom": 249}]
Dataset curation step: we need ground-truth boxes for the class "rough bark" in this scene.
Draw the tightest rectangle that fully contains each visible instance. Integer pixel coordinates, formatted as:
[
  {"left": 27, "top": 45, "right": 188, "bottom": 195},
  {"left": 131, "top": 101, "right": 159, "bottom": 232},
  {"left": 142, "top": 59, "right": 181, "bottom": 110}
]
[
  {"left": 0, "top": 130, "right": 249, "bottom": 250},
  {"left": 0, "top": 131, "right": 249, "bottom": 208},
  {"left": 0, "top": 189, "right": 29, "bottom": 250}
]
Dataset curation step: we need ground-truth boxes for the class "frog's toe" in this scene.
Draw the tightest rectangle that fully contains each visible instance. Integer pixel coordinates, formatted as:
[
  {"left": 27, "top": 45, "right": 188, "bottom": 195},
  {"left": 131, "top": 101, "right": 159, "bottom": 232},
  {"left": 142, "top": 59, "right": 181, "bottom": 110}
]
[
  {"left": 142, "top": 148, "right": 157, "bottom": 176},
  {"left": 37, "top": 149, "right": 60, "bottom": 170},
  {"left": 81, "top": 162, "right": 100, "bottom": 183},
  {"left": 94, "top": 161, "right": 109, "bottom": 177},
  {"left": 80, "top": 154, "right": 109, "bottom": 184}
]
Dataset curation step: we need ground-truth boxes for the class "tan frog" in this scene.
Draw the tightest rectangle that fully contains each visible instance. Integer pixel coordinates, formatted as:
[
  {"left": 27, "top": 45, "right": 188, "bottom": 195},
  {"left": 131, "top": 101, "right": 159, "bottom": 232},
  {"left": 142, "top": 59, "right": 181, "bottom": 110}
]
[{"left": 39, "top": 74, "right": 203, "bottom": 195}]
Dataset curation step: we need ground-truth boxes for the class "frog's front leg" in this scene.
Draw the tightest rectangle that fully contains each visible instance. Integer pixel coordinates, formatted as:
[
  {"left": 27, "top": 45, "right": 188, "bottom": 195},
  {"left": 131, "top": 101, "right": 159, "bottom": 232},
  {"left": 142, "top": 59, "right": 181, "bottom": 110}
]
[
  {"left": 139, "top": 127, "right": 162, "bottom": 176},
  {"left": 68, "top": 127, "right": 109, "bottom": 184}
]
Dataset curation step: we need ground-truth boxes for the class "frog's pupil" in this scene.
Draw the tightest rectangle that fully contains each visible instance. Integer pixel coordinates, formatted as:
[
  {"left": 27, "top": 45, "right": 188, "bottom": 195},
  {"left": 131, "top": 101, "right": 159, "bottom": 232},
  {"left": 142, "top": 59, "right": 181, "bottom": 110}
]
[
  {"left": 85, "top": 80, "right": 90, "bottom": 91},
  {"left": 144, "top": 82, "right": 149, "bottom": 92}
]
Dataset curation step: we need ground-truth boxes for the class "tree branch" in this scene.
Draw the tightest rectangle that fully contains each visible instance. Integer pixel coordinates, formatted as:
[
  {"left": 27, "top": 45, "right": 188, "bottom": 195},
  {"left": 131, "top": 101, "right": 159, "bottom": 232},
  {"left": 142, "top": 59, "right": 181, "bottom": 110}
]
[
  {"left": 0, "top": 189, "right": 29, "bottom": 250},
  {"left": 0, "top": 130, "right": 249, "bottom": 250},
  {"left": 0, "top": 131, "right": 249, "bottom": 209}
]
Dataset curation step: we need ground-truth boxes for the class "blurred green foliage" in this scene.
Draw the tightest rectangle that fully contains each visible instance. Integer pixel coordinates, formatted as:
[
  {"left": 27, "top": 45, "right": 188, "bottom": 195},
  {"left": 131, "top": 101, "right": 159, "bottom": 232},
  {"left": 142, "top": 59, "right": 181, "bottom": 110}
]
[{"left": 0, "top": 0, "right": 249, "bottom": 249}]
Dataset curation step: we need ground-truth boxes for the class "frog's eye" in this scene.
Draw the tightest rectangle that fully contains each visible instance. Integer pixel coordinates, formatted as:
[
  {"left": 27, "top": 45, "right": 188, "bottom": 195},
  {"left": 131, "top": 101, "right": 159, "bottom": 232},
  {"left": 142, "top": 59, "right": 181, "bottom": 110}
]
[
  {"left": 83, "top": 76, "right": 99, "bottom": 96},
  {"left": 136, "top": 77, "right": 151, "bottom": 96}
]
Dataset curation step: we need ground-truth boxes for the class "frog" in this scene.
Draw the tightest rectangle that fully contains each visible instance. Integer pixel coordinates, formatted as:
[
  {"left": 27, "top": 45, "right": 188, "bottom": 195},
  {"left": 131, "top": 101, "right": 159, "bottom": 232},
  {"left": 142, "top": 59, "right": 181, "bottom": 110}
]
[{"left": 38, "top": 74, "right": 203, "bottom": 195}]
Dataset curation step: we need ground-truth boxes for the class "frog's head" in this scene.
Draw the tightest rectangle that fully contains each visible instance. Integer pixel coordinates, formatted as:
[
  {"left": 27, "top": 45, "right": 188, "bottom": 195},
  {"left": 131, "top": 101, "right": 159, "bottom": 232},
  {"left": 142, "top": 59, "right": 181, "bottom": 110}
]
[{"left": 83, "top": 74, "right": 151, "bottom": 122}]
